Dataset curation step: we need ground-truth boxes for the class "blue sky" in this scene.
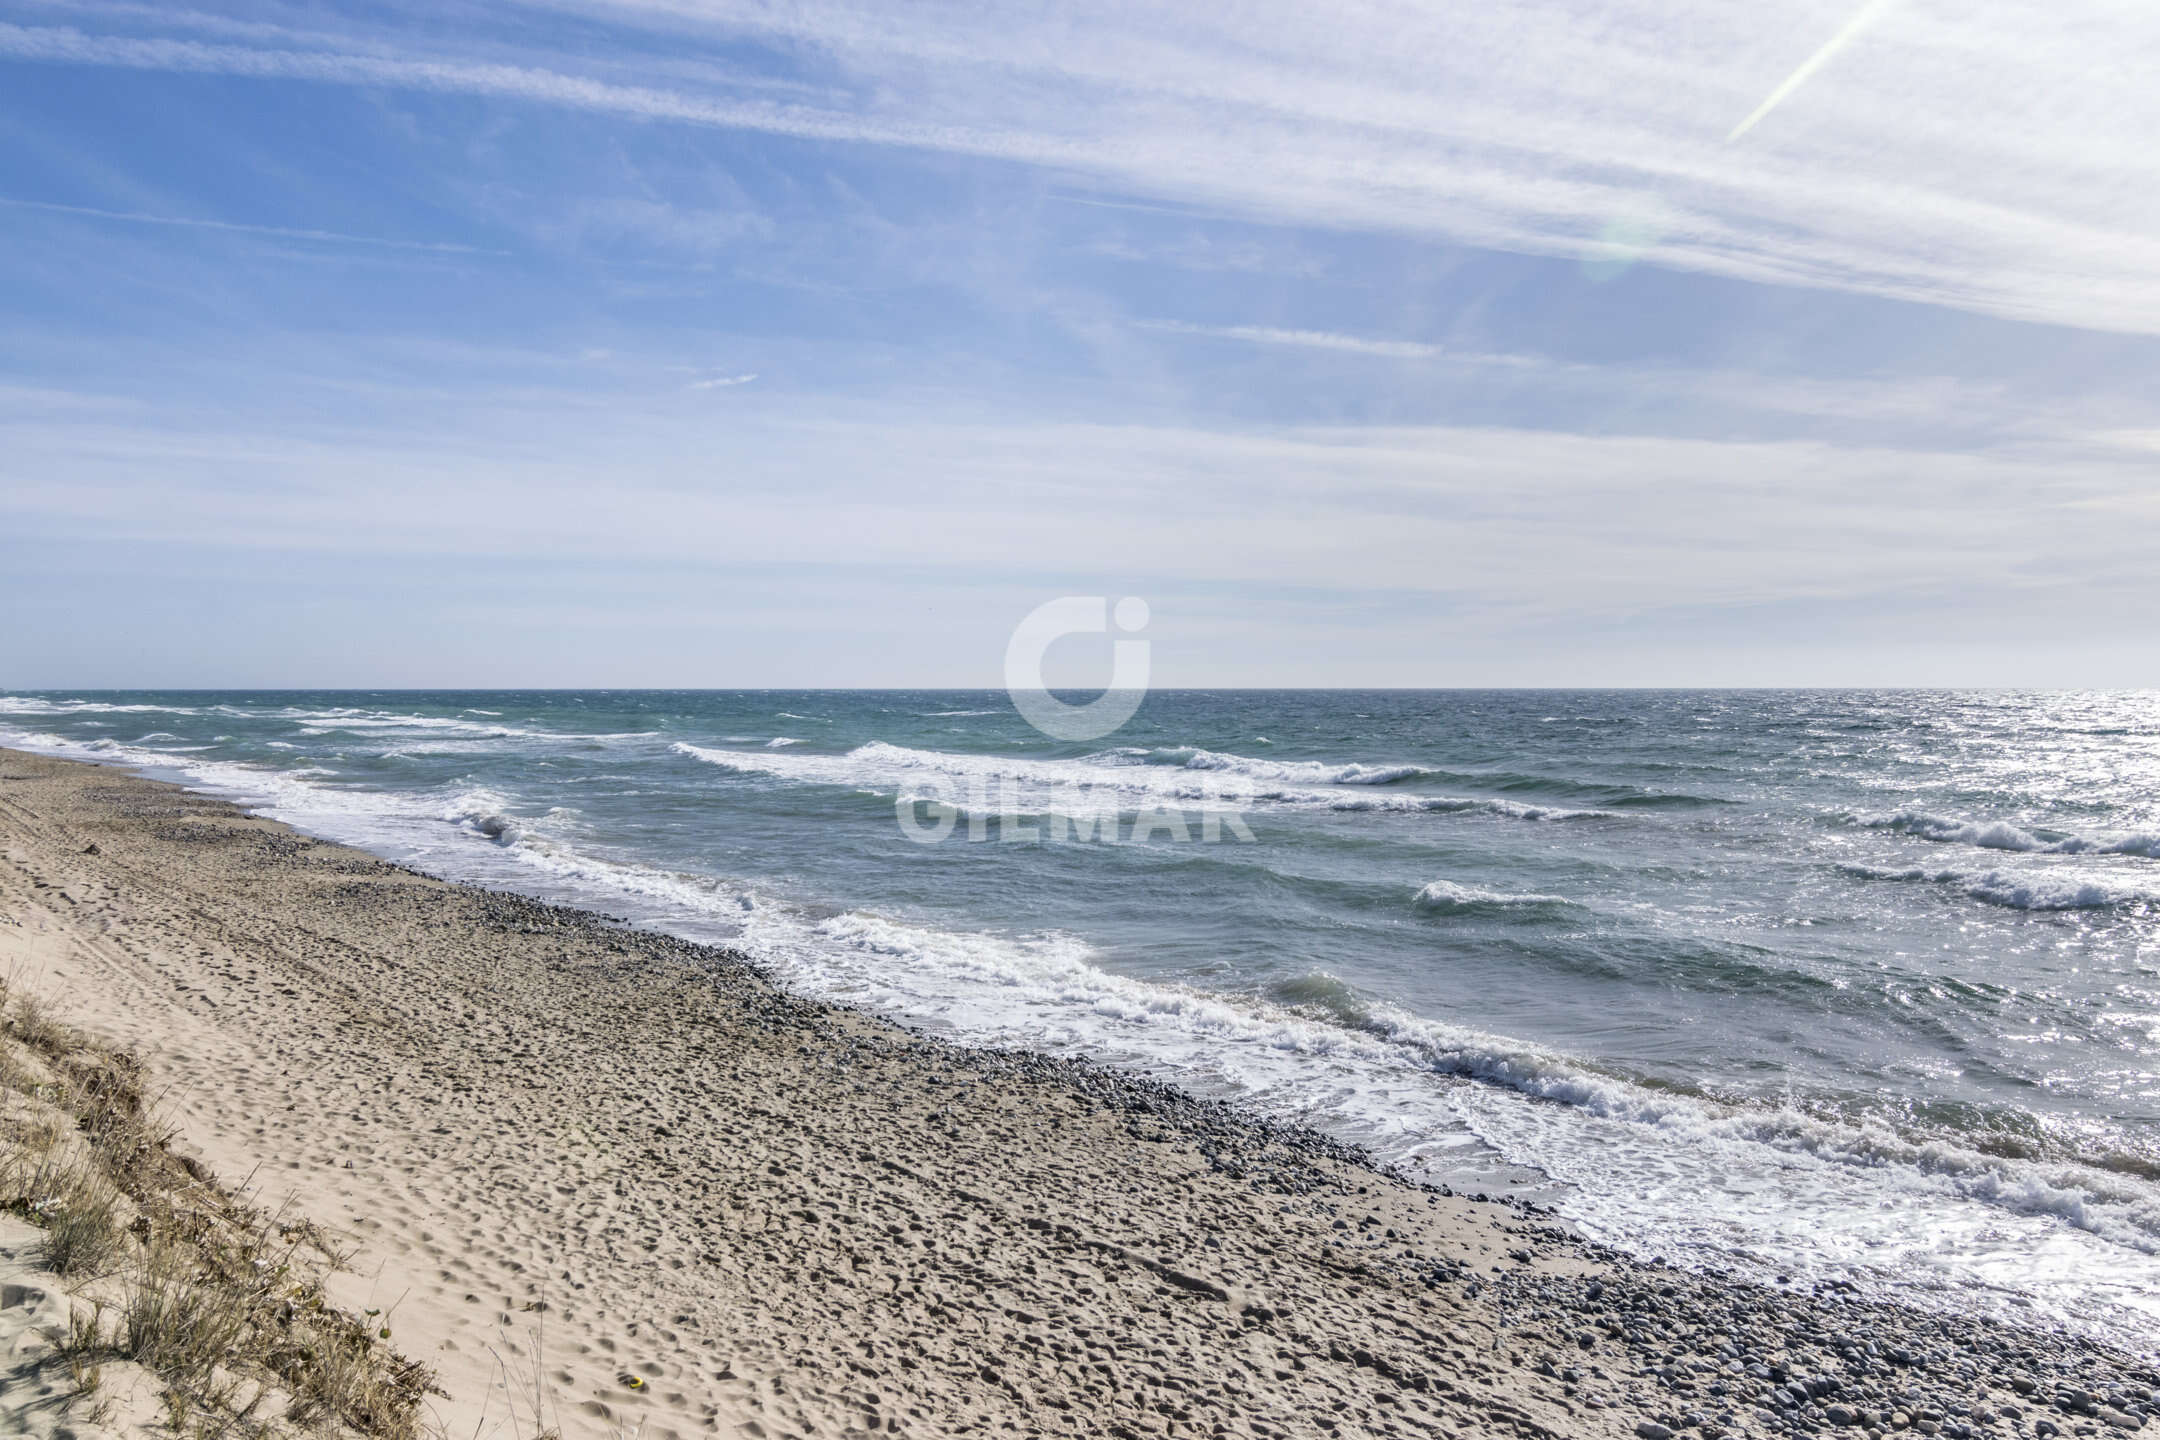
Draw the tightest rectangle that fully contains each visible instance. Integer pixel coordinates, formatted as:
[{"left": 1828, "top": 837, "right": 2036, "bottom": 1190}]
[{"left": 2, "top": 0, "right": 2157, "bottom": 687}]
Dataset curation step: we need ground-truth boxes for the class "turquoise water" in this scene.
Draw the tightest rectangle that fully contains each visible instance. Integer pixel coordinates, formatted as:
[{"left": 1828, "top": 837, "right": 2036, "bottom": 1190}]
[{"left": 7, "top": 688, "right": 2158, "bottom": 1343}]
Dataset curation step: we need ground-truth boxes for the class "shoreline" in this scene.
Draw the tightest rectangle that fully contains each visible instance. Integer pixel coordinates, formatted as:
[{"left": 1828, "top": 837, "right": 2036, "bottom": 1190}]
[
  {"left": 11, "top": 698, "right": 2160, "bottom": 1344},
  {"left": 2, "top": 744, "right": 2153, "bottom": 1440}
]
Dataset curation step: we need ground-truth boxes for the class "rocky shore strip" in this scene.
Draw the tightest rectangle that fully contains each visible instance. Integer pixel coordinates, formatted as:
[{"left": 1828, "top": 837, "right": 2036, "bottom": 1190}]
[
  {"left": 1, "top": 745, "right": 2152, "bottom": 1439},
  {"left": 1487, "top": 1254, "right": 2156, "bottom": 1440}
]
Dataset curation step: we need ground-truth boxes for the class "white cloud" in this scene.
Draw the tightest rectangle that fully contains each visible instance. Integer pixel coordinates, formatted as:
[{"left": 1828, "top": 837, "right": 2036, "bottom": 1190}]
[
  {"left": 5, "top": 2, "right": 2158, "bottom": 332},
  {"left": 2088, "top": 429, "right": 2160, "bottom": 454},
  {"left": 688, "top": 372, "right": 758, "bottom": 388}
]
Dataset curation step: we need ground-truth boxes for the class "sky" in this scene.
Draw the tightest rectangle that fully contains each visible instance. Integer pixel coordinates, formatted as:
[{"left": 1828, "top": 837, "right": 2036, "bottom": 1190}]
[{"left": 2, "top": 0, "right": 2157, "bottom": 688}]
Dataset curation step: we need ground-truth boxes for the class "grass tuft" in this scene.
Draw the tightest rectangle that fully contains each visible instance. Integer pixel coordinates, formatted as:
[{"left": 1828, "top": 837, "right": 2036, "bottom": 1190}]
[
  {"left": 39, "top": 1168, "right": 124, "bottom": 1276},
  {"left": 2, "top": 981, "right": 439, "bottom": 1437},
  {"left": 120, "top": 1245, "right": 252, "bottom": 1385},
  {"left": 9, "top": 991, "right": 85, "bottom": 1054}
]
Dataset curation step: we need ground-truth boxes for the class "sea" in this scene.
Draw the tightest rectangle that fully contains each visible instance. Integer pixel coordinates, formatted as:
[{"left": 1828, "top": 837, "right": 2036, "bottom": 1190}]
[{"left": 4, "top": 689, "right": 2156, "bottom": 1347}]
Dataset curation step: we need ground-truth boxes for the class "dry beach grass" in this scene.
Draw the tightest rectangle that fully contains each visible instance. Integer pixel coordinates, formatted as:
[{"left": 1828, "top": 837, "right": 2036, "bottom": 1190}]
[
  {"left": 0, "top": 972, "right": 435, "bottom": 1439},
  {"left": 0, "top": 745, "right": 2153, "bottom": 1440}
]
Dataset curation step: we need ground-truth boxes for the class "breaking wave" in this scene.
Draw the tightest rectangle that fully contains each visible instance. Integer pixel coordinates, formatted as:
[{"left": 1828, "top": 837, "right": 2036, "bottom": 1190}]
[
  {"left": 1413, "top": 880, "right": 1578, "bottom": 916},
  {"left": 1866, "top": 809, "right": 2160, "bottom": 859},
  {"left": 1148, "top": 747, "right": 1718, "bottom": 807},
  {"left": 673, "top": 740, "right": 1615, "bottom": 820},
  {"left": 1840, "top": 863, "right": 2155, "bottom": 911}
]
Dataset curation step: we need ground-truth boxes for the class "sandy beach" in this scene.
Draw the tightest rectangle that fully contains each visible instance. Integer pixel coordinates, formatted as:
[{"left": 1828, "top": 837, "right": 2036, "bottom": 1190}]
[{"left": 2, "top": 745, "right": 2152, "bottom": 1440}]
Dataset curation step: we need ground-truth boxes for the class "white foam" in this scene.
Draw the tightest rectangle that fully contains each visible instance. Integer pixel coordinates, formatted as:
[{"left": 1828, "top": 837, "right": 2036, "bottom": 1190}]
[
  {"left": 1869, "top": 808, "right": 2160, "bottom": 859},
  {"left": 293, "top": 714, "right": 638, "bottom": 743},
  {"left": 2051, "top": 831, "right": 2160, "bottom": 859},
  {"left": 0, "top": 729, "right": 434, "bottom": 833},
  {"left": 0, "top": 698, "right": 204, "bottom": 716},
  {"left": 1413, "top": 879, "right": 1572, "bottom": 912},
  {"left": 1165, "top": 746, "right": 1432, "bottom": 786},
  {"left": 1842, "top": 861, "right": 2156, "bottom": 911},
  {"left": 1963, "top": 869, "right": 2149, "bottom": 911},
  {"left": 1, "top": 699, "right": 657, "bottom": 749},
  {"left": 673, "top": 741, "right": 1610, "bottom": 820}
]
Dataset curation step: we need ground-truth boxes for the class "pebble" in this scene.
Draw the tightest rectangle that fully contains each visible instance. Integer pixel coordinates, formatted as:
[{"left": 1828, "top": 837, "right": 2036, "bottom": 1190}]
[{"left": 1494, "top": 1251, "right": 2158, "bottom": 1440}]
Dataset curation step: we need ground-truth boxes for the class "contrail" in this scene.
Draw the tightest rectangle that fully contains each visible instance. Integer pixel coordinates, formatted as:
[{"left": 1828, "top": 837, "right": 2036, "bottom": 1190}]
[
  {"left": 1728, "top": 0, "right": 1896, "bottom": 142},
  {"left": 0, "top": 195, "right": 497, "bottom": 253}
]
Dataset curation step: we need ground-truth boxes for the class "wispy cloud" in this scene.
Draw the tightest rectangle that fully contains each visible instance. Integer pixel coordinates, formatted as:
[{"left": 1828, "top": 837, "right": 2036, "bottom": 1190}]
[
  {"left": 9, "top": 348, "right": 2158, "bottom": 681},
  {"left": 2088, "top": 430, "right": 2160, "bottom": 455},
  {"left": 0, "top": 21, "right": 1025, "bottom": 157},
  {"left": 10, "top": 379, "right": 2155, "bottom": 616},
  {"left": 1137, "top": 321, "right": 1444, "bottom": 361},
  {"left": 0, "top": 194, "right": 497, "bottom": 253},
  {"left": 5, "top": 5, "right": 2158, "bottom": 333}
]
